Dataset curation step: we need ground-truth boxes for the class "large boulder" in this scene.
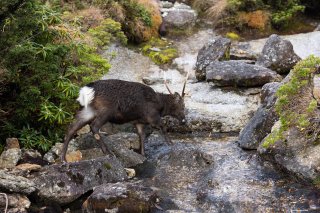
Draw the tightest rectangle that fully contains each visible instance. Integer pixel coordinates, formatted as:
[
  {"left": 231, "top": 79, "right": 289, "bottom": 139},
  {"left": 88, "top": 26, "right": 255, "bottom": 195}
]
[
  {"left": 195, "top": 37, "right": 231, "bottom": 81},
  {"left": 0, "top": 170, "right": 36, "bottom": 194},
  {"left": 33, "top": 156, "right": 127, "bottom": 204},
  {"left": 258, "top": 56, "right": 320, "bottom": 181},
  {"left": 205, "top": 61, "right": 282, "bottom": 87},
  {"left": 238, "top": 82, "right": 280, "bottom": 149},
  {"left": 161, "top": 3, "right": 197, "bottom": 29},
  {"left": 44, "top": 133, "right": 144, "bottom": 167},
  {"left": 256, "top": 34, "right": 301, "bottom": 74},
  {"left": 82, "top": 181, "right": 158, "bottom": 213}
]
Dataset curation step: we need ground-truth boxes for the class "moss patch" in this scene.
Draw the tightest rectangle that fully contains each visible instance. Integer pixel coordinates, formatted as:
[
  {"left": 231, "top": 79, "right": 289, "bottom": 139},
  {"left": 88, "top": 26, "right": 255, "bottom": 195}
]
[
  {"left": 225, "top": 32, "right": 240, "bottom": 41},
  {"left": 141, "top": 37, "right": 178, "bottom": 65},
  {"left": 263, "top": 56, "right": 320, "bottom": 148}
]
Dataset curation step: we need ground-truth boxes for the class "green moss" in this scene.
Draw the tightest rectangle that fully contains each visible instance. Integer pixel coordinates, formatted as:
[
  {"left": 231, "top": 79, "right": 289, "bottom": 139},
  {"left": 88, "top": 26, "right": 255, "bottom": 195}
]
[
  {"left": 263, "top": 55, "right": 320, "bottom": 148},
  {"left": 262, "top": 128, "right": 283, "bottom": 148},
  {"left": 104, "top": 163, "right": 112, "bottom": 170},
  {"left": 141, "top": 37, "right": 178, "bottom": 65},
  {"left": 226, "top": 32, "right": 240, "bottom": 40},
  {"left": 313, "top": 176, "right": 320, "bottom": 188}
]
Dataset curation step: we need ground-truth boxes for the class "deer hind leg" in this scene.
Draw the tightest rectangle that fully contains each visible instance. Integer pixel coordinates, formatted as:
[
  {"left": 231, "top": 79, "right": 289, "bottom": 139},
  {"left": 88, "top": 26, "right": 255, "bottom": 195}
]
[
  {"left": 135, "top": 123, "right": 146, "bottom": 156},
  {"left": 90, "top": 113, "right": 112, "bottom": 155},
  {"left": 61, "top": 108, "right": 95, "bottom": 162}
]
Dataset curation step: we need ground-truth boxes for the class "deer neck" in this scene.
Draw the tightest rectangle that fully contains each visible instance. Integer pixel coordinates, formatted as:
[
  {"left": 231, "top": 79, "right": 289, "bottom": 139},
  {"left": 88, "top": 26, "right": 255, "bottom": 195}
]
[{"left": 158, "top": 93, "right": 175, "bottom": 117}]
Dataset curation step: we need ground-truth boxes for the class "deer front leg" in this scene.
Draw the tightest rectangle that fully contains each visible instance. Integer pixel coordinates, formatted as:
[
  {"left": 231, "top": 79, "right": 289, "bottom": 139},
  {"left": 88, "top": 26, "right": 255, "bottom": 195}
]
[
  {"left": 135, "top": 123, "right": 146, "bottom": 156},
  {"left": 149, "top": 115, "right": 172, "bottom": 145},
  {"left": 159, "top": 124, "right": 173, "bottom": 145}
]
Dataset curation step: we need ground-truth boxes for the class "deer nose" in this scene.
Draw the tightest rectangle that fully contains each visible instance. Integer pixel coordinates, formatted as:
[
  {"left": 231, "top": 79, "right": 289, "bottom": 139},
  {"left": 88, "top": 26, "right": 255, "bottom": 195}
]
[{"left": 181, "top": 119, "right": 186, "bottom": 125}]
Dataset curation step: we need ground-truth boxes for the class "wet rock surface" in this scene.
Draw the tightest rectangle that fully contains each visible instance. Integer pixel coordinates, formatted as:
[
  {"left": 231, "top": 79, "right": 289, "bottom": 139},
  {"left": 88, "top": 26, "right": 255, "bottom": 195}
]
[
  {"left": 238, "top": 82, "right": 281, "bottom": 149},
  {"left": 131, "top": 134, "right": 320, "bottom": 212},
  {"left": 83, "top": 180, "right": 158, "bottom": 213},
  {"left": 205, "top": 61, "right": 282, "bottom": 87},
  {"left": 33, "top": 156, "right": 127, "bottom": 204}
]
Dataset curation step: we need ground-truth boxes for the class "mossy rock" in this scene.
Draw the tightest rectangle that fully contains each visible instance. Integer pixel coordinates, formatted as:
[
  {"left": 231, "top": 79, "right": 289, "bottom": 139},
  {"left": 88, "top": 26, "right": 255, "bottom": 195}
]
[{"left": 141, "top": 37, "right": 178, "bottom": 65}]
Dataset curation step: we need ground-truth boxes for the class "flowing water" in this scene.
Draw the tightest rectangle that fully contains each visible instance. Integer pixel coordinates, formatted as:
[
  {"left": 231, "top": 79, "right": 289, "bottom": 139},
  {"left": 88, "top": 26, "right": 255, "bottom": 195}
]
[{"left": 102, "top": 29, "right": 320, "bottom": 212}]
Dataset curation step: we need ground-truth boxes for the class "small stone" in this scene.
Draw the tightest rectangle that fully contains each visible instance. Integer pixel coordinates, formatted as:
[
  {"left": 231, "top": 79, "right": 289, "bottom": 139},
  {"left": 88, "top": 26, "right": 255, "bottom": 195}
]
[
  {"left": 0, "top": 148, "right": 21, "bottom": 169},
  {"left": 65, "top": 150, "right": 82, "bottom": 162},
  {"left": 150, "top": 47, "right": 161, "bottom": 52},
  {"left": 6, "top": 138, "right": 20, "bottom": 149},
  {"left": 77, "top": 124, "right": 91, "bottom": 136},
  {"left": 124, "top": 168, "right": 136, "bottom": 178},
  {"left": 15, "top": 163, "right": 42, "bottom": 171}
]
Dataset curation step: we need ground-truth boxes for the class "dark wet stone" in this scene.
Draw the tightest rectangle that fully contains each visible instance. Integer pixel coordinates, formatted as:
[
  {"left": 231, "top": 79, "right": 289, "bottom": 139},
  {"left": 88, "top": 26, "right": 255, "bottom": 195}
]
[
  {"left": 206, "top": 61, "right": 282, "bottom": 87},
  {"left": 238, "top": 82, "right": 281, "bottom": 149},
  {"left": 195, "top": 37, "right": 231, "bottom": 81},
  {"left": 257, "top": 34, "right": 301, "bottom": 74},
  {"left": 19, "top": 149, "right": 48, "bottom": 166},
  {"left": 33, "top": 156, "right": 127, "bottom": 204},
  {"left": 82, "top": 181, "right": 158, "bottom": 213}
]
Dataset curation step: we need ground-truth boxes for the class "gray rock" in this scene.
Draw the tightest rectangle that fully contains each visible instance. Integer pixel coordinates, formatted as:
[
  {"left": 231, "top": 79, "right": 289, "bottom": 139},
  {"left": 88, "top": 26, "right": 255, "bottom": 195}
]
[
  {"left": 0, "top": 170, "right": 36, "bottom": 194},
  {"left": 256, "top": 34, "right": 301, "bottom": 74},
  {"left": 0, "top": 148, "right": 21, "bottom": 169},
  {"left": 230, "top": 42, "right": 258, "bottom": 60},
  {"left": 33, "top": 156, "right": 127, "bottom": 204},
  {"left": 257, "top": 70, "right": 320, "bottom": 181},
  {"left": 76, "top": 134, "right": 145, "bottom": 168},
  {"left": 160, "top": 1, "right": 174, "bottom": 8},
  {"left": 19, "top": 148, "right": 47, "bottom": 166},
  {"left": 195, "top": 37, "right": 231, "bottom": 81},
  {"left": 238, "top": 82, "right": 281, "bottom": 149},
  {"left": 5, "top": 138, "right": 20, "bottom": 149},
  {"left": 82, "top": 181, "right": 158, "bottom": 213},
  {"left": 161, "top": 4, "right": 197, "bottom": 29},
  {"left": 206, "top": 61, "right": 282, "bottom": 87},
  {"left": 43, "top": 143, "right": 64, "bottom": 163},
  {"left": 0, "top": 193, "right": 30, "bottom": 212},
  {"left": 44, "top": 133, "right": 144, "bottom": 167}
]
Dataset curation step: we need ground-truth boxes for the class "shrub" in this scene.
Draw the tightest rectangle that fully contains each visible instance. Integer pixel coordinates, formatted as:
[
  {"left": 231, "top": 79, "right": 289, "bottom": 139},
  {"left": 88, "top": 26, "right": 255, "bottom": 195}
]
[
  {"left": 0, "top": 0, "right": 121, "bottom": 152},
  {"left": 95, "top": 0, "right": 161, "bottom": 43}
]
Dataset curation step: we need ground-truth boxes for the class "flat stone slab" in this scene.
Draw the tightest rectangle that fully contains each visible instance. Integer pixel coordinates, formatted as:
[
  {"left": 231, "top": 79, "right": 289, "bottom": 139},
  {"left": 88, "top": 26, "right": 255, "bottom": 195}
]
[{"left": 206, "top": 61, "right": 282, "bottom": 87}]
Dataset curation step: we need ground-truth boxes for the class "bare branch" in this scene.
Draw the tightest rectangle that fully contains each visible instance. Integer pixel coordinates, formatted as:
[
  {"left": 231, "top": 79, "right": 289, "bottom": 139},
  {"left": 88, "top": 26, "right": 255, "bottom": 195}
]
[{"left": 0, "top": 192, "right": 8, "bottom": 213}]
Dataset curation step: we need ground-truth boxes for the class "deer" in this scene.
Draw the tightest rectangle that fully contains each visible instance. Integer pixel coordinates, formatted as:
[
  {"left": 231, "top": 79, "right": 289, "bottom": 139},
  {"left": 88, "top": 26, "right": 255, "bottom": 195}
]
[{"left": 60, "top": 73, "right": 189, "bottom": 162}]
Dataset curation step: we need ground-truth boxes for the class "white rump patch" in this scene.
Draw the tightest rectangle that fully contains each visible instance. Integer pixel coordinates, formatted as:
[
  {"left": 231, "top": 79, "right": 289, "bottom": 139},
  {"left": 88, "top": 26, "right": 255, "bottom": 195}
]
[
  {"left": 77, "top": 86, "right": 95, "bottom": 108},
  {"left": 79, "top": 106, "right": 95, "bottom": 121}
]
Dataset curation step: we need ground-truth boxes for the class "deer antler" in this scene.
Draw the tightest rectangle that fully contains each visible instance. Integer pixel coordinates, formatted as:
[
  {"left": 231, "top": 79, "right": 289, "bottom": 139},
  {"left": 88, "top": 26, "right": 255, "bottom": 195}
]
[
  {"left": 163, "top": 71, "right": 173, "bottom": 95},
  {"left": 181, "top": 70, "right": 190, "bottom": 97}
]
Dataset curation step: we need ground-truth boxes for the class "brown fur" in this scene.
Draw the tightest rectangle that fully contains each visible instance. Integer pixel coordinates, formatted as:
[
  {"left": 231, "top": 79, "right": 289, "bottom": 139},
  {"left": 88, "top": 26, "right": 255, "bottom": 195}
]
[{"left": 61, "top": 79, "right": 186, "bottom": 162}]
